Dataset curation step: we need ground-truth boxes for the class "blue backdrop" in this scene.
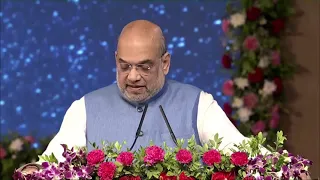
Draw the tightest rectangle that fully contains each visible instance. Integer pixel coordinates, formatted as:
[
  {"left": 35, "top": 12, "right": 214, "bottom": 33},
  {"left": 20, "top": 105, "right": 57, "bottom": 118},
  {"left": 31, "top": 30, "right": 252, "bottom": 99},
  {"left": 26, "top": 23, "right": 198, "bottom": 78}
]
[{"left": 0, "top": 0, "right": 230, "bottom": 139}]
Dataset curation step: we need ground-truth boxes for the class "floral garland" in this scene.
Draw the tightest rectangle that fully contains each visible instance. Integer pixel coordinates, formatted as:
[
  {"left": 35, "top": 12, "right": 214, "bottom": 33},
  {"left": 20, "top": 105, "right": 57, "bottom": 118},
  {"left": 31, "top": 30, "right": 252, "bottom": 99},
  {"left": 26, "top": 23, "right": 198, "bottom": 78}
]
[
  {"left": 13, "top": 131, "right": 312, "bottom": 180},
  {"left": 220, "top": 0, "right": 296, "bottom": 145}
]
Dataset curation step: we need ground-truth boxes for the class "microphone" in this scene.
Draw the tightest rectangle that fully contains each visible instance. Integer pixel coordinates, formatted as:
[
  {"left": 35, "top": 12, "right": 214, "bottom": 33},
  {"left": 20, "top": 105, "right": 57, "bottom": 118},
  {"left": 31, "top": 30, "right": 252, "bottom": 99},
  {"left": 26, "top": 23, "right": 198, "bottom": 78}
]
[
  {"left": 159, "top": 105, "right": 178, "bottom": 146},
  {"left": 129, "top": 104, "right": 148, "bottom": 151}
]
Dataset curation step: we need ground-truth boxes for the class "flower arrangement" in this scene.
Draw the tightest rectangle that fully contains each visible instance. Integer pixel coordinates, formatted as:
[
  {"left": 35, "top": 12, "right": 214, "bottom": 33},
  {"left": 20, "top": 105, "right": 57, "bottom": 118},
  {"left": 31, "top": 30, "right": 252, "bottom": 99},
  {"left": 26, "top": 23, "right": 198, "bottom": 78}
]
[
  {"left": 13, "top": 131, "right": 312, "bottom": 179},
  {"left": 220, "top": 0, "right": 296, "bottom": 145},
  {"left": 0, "top": 133, "right": 52, "bottom": 180}
]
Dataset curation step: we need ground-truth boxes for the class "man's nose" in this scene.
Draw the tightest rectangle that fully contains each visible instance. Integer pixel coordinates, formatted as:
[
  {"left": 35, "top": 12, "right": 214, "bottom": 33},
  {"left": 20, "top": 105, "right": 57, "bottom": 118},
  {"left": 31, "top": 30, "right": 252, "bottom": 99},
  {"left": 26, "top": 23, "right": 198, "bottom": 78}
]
[{"left": 127, "top": 68, "right": 141, "bottom": 82}]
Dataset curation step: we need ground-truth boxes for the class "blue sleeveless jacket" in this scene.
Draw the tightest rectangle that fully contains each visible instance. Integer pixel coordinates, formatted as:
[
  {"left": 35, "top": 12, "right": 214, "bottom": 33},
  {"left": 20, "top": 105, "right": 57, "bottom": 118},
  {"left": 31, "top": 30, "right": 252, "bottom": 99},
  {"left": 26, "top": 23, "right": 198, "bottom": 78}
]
[{"left": 84, "top": 80, "right": 201, "bottom": 151}]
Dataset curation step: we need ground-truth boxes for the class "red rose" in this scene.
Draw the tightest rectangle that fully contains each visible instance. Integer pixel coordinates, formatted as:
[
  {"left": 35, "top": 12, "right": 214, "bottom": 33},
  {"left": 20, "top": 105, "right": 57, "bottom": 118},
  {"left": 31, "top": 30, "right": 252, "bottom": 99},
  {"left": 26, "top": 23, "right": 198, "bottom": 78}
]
[
  {"left": 223, "top": 103, "right": 232, "bottom": 115},
  {"left": 176, "top": 149, "right": 193, "bottom": 164},
  {"left": 221, "top": 54, "right": 232, "bottom": 69},
  {"left": 231, "top": 152, "right": 249, "bottom": 166},
  {"left": 116, "top": 151, "right": 134, "bottom": 166},
  {"left": 159, "top": 172, "right": 177, "bottom": 180},
  {"left": 119, "top": 175, "right": 141, "bottom": 180},
  {"left": 248, "top": 68, "right": 264, "bottom": 83},
  {"left": 86, "top": 149, "right": 105, "bottom": 166},
  {"left": 211, "top": 171, "right": 236, "bottom": 180},
  {"left": 98, "top": 162, "right": 117, "bottom": 180},
  {"left": 271, "top": 19, "right": 285, "bottom": 34},
  {"left": 273, "top": 77, "right": 283, "bottom": 94},
  {"left": 203, "top": 149, "right": 221, "bottom": 166},
  {"left": 243, "top": 176, "right": 256, "bottom": 180},
  {"left": 246, "top": 7, "right": 261, "bottom": 21},
  {"left": 144, "top": 145, "right": 165, "bottom": 165},
  {"left": 179, "top": 172, "right": 195, "bottom": 180}
]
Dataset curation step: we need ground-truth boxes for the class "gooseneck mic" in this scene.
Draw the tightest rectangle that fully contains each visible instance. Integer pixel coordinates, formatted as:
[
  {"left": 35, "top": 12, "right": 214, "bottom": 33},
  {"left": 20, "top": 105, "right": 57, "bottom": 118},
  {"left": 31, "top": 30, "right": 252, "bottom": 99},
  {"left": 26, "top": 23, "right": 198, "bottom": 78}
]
[
  {"left": 129, "top": 104, "right": 148, "bottom": 151},
  {"left": 159, "top": 105, "right": 178, "bottom": 146}
]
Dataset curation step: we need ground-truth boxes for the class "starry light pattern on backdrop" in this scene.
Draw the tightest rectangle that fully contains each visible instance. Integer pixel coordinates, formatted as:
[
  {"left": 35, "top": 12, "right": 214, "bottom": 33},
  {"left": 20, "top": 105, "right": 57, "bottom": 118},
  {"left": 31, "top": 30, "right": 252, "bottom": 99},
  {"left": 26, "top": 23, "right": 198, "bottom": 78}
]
[{"left": 0, "top": 0, "right": 230, "bottom": 138}]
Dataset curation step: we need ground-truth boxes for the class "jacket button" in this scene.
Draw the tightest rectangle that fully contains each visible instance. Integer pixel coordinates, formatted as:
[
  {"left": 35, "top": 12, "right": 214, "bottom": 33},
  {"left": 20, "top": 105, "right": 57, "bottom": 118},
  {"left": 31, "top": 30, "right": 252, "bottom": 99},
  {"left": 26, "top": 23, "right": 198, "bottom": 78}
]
[
  {"left": 137, "top": 107, "right": 143, "bottom": 112},
  {"left": 138, "top": 131, "right": 144, "bottom": 136}
]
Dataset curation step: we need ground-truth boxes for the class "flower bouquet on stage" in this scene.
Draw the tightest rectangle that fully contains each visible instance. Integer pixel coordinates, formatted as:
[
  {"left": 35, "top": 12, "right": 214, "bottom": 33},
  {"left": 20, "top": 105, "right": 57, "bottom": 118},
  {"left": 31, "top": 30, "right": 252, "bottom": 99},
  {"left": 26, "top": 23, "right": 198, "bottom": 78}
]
[{"left": 13, "top": 131, "right": 312, "bottom": 180}]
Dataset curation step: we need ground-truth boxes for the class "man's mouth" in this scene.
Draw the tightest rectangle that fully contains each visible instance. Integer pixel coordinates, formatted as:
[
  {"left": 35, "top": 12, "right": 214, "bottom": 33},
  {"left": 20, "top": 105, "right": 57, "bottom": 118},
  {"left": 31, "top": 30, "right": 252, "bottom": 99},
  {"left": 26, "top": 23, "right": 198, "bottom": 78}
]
[{"left": 126, "top": 85, "right": 145, "bottom": 92}]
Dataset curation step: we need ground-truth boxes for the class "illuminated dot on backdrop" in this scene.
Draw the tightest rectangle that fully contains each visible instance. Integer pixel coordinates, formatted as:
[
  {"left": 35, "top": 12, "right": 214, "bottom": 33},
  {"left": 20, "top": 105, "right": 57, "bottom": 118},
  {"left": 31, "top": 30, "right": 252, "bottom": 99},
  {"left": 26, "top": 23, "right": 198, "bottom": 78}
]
[
  {"left": 2, "top": 74, "right": 9, "bottom": 80},
  {"left": 0, "top": 100, "right": 5, "bottom": 106},
  {"left": 182, "top": 7, "right": 188, "bottom": 12},
  {"left": 47, "top": 74, "right": 52, "bottom": 79},
  {"left": 69, "top": 45, "right": 75, "bottom": 50},
  {"left": 32, "top": 143, "right": 39, "bottom": 148},
  {"left": 177, "top": 42, "right": 185, "bottom": 48},
  {"left": 52, "top": 10, "right": 58, "bottom": 17},
  {"left": 16, "top": 106, "right": 22, "bottom": 113},
  {"left": 51, "top": 113, "right": 56, "bottom": 118},
  {"left": 214, "top": 19, "right": 221, "bottom": 25},
  {"left": 35, "top": 88, "right": 41, "bottom": 94}
]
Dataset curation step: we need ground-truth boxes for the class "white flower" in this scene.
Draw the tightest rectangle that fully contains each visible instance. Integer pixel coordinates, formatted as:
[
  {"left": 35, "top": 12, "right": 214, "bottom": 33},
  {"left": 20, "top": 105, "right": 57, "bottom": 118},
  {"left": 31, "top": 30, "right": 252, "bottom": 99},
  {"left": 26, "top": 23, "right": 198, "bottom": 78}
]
[
  {"left": 237, "top": 107, "right": 252, "bottom": 122},
  {"left": 9, "top": 138, "right": 24, "bottom": 152},
  {"left": 12, "top": 154, "right": 17, "bottom": 159},
  {"left": 284, "top": 157, "right": 291, "bottom": 162},
  {"left": 276, "top": 170, "right": 283, "bottom": 178},
  {"left": 258, "top": 56, "right": 270, "bottom": 68},
  {"left": 262, "top": 80, "right": 277, "bottom": 96},
  {"left": 230, "top": 13, "right": 246, "bottom": 28},
  {"left": 282, "top": 150, "right": 288, "bottom": 154},
  {"left": 234, "top": 77, "right": 249, "bottom": 89},
  {"left": 259, "top": 17, "right": 267, "bottom": 25},
  {"left": 232, "top": 97, "right": 243, "bottom": 108}
]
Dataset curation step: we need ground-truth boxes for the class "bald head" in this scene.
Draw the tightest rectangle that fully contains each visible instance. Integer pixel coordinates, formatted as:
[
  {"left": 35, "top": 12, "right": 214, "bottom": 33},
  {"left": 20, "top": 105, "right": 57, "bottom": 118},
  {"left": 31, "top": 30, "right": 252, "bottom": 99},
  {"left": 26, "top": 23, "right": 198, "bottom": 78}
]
[{"left": 117, "top": 20, "right": 166, "bottom": 56}]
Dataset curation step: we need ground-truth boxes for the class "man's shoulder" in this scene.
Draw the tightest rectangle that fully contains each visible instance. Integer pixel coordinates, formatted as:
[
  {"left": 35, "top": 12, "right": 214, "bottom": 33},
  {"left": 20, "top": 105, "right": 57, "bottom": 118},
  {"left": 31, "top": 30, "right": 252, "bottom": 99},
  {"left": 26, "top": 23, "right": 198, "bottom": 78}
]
[
  {"left": 84, "top": 83, "right": 118, "bottom": 98},
  {"left": 167, "top": 79, "right": 202, "bottom": 92}
]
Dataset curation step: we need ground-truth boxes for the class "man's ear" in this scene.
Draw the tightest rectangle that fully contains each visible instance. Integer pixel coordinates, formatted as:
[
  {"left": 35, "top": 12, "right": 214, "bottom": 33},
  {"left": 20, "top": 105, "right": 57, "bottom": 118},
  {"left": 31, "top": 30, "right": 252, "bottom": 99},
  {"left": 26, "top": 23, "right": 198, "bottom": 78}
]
[
  {"left": 115, "top": 51, "right": 117, "bottom": 60},
  {"left": 162, "top": 52, "right": 171, "bottom": 75}
]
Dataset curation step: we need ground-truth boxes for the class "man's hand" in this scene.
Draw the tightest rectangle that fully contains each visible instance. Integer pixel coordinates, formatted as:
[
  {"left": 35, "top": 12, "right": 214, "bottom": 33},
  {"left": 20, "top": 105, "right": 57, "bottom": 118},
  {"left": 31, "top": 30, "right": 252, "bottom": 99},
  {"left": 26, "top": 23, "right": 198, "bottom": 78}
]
[
  {"left": 300, "top": 173, "right": 312, "bottom": 180},
  {"left": 21, "top": 166, "right": 39, "bottom": 175},
  {"left": 17, "top": 163, "right": 42, "bottom": 175}
]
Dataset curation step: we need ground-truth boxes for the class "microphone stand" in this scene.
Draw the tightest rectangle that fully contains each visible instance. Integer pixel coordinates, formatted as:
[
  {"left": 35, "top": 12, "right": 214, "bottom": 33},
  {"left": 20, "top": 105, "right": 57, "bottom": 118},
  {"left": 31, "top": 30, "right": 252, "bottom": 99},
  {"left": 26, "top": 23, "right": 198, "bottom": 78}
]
[{"left": 159, "top": 105, "right": 178, "bottom": 146}]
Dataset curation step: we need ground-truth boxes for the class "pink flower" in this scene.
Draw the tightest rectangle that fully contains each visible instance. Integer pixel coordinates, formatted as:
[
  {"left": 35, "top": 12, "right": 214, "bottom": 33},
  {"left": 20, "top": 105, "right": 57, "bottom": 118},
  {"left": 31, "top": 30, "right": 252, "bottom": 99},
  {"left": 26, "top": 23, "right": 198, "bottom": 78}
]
[
  {"left": 231, "top": 152, "right": 249, "bottom": 166},
  {"left": 98, "top": 162, "right": 117, "bottom": 180},
  {"left": 24, "top": 136, "right": 35, "bottom": 143},
  {"left": 222, "top": 80, "right": 234, "bottom": 96},
  {"left": 269, "top": 117, "right": 279, "bottom": 129},
  {"left": 176, "top": 149, "right": 193, "bottom": 164},
  {"left": 243, "top": 93, "right": 259, "bottom": 109},
  {"left": 243, "top": 36, "right": 260, "bottom": 51},
  {"left": 116, "top": 151, "right": 134, "bottom": 166},
  {"left": 269, "top": 105, "right": 280, "bottom": 129},
  {"left": 143, "top": 145, "right": 165, "bottom": 165},
  {"left": 222, "top": 19, "right": 230, "bottom": 33},
  {"left": 0, "top": 146, "right": 6, "bottom": 159},
  {"left": 87, "top": 149, "right": 105, "bottom": 166},
  {"left": 202, "top": 149, "right": 221, "bottom": 166},
  {"left": 251, "top": 120, "right": 266, "bottom": 135},
  {"left": 271, "top": 105, "right": 280, "bottom": 119},
  {"left": 271, "top": 51, "right": 281, "bottom": 66}
]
